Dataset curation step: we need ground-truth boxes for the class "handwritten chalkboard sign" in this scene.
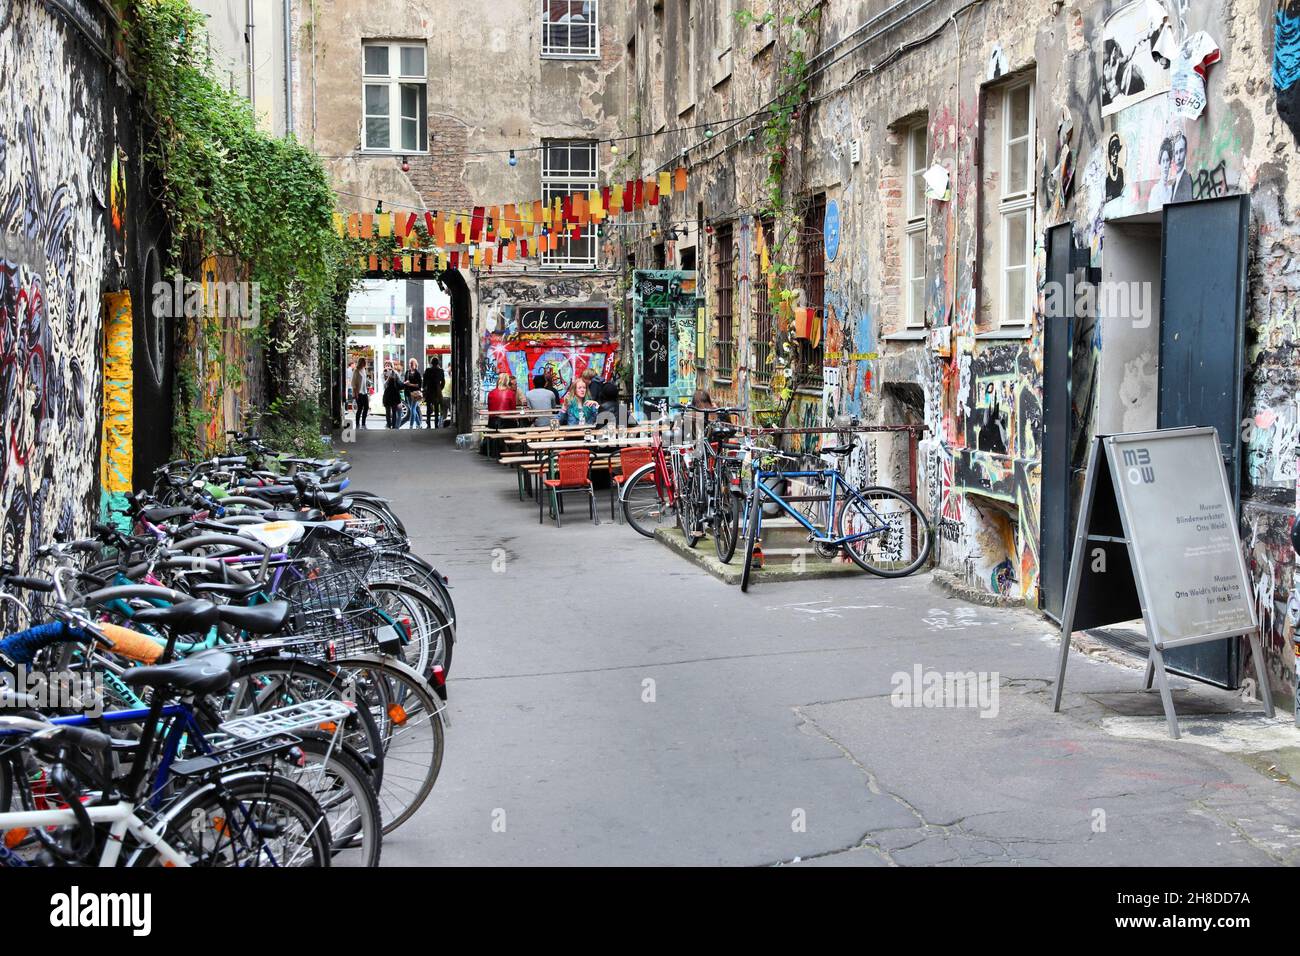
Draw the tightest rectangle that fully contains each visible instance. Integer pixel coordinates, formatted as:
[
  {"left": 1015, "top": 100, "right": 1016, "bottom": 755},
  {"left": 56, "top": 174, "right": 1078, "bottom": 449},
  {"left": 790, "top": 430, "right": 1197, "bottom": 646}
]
[
  {"left": 641, "top": 313, "right": 669, "bottom": 388},
  {"left": 517, "top": 305, "right": 609, "bottom": 335},
  {"left": 1051, "top": 427, "right": 1274, "bottom": 738}
]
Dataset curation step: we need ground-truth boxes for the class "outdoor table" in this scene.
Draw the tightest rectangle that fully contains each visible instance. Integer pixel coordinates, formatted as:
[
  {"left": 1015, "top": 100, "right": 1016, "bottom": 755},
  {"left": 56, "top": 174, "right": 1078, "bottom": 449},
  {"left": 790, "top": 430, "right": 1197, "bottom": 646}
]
[{"left": 528, "top": 436, "right": 653, "bottom": 524}]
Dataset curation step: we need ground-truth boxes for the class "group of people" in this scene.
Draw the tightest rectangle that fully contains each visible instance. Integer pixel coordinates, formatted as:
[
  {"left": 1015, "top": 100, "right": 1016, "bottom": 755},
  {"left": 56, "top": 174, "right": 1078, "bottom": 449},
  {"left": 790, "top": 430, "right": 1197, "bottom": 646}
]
[
  {"left": 486, "top": 367, "right": 623, "bottom": 428},
  {"left": 349, "top": 355, "right": 448, "bottom": 430}
]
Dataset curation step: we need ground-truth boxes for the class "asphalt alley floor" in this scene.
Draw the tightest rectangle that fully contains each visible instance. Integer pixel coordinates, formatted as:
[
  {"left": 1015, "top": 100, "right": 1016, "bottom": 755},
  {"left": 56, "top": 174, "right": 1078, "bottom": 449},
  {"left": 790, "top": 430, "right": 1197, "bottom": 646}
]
[{"left": 339, "top": 427, "right": 1300, "bottom": 866}]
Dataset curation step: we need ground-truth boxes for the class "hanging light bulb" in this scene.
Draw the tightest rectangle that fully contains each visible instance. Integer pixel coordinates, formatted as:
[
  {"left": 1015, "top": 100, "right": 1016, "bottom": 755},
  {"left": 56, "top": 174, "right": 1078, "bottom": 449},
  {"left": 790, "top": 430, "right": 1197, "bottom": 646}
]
[
  {"left": 400, "top": 156, "right": 410, "bottom": 173},
  {"left": 610, "top": 141, "right": 619, "bottom": 155},
  {"left": 508, "top": 149, "right": 517, "bottom": 167},
  {"left": 704, "top": 128, "right": 715, "bottom": 139}
]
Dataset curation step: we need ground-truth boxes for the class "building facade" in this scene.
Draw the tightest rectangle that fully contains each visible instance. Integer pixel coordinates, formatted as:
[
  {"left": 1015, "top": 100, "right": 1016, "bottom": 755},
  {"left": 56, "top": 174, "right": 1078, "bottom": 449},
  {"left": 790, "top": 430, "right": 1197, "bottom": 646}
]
[
  {"left": 620, "top": 0, "right": 1299, "bottom": 702},
  {"left": 291, "top": 0, "right": 628, "bottom": 426}
]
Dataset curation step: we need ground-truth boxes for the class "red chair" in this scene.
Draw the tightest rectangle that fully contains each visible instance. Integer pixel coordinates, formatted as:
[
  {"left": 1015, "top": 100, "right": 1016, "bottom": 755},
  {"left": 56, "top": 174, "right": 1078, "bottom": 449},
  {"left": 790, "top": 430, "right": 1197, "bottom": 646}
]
[
  {"left": 610, "top": 446, "right": 654, "bottom": 521},
  {"left": 540, "top": 449, "right": 595, "bottom": 527}
]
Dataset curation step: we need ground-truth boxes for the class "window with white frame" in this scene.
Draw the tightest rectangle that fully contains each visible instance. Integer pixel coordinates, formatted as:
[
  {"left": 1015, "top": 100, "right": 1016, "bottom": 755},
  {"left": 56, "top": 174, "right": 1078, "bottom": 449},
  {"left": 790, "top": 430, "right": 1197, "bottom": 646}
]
[
  {"left": 542, "top": 140, "right": 598, "bottom": 268},
  {"left": 542, "top": 1, "right": 599, "bottom": 58},
  {"left": 362, "top": 42, "right": 427, "bottom": 153},
  {"left": 999, "top": 80, "right": 1034, "bottom": 326},
  {"left": 904, "top": 120, "right": 928, "bottom": 328}
]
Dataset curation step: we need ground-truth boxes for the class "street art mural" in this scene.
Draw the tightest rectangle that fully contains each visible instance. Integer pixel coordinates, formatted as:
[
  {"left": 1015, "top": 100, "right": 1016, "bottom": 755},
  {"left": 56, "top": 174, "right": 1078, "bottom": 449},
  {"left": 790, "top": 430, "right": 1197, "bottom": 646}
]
[
  {"left": 631, "top": 270, "right": 698, "bottom": 417},
  {"left": 477, "top": 275, "right": 621, "bottom": 406},
  {"left": 0, "top": 3, "right": 115, "bottom": 571},
  {"left": 100, "top": 292, "right": 132, "bottom": 530}
]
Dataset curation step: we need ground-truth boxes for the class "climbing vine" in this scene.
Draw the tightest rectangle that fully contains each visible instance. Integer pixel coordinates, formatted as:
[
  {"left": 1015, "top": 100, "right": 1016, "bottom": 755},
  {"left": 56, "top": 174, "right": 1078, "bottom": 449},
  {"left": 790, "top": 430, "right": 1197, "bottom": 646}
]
[
  {"left": 735, "top": 6, "right": 820, "bottom": 426},
  {"left": 121, "top": 0, "right": 353, "bottom": 455}
]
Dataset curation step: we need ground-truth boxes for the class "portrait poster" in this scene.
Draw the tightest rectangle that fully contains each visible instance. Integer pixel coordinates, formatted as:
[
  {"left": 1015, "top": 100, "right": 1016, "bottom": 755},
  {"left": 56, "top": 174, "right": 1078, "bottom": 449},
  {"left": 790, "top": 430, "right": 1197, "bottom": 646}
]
[{"left": 1100, "top": 0, "right": 1178, "bottom": 117}]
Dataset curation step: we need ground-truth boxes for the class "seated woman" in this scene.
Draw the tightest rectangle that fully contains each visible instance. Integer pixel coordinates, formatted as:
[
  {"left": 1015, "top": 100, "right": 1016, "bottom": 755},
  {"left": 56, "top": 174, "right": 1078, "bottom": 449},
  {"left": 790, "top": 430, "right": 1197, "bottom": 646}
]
[
  {"left": 563, "top": 377, "right": 600, "bottom": 426},
  {"left": 487, "top": 373, "right": 520, "bottom": 429}
]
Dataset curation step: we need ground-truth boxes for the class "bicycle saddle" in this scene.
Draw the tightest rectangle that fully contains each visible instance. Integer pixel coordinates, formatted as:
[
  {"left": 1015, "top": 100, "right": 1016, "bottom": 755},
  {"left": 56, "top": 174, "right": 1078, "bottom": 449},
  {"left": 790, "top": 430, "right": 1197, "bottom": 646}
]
[
  {"left": 217, "top": 601, "right": 290, "bottom": 635},
  {"left": 823, "top": 440, "right": 857, "bottom": 455},
  {"left": 122, "top": 650, "right": 236, "bottom": 696},
  {"left": 140, "top": 506, "right": 196, "bottom": 525},
  {"left": 189, "top": 580, "right": 267, "bottom": 601},
  {"left": 133, "top": 599, "right": 220, "bottom": 635}
]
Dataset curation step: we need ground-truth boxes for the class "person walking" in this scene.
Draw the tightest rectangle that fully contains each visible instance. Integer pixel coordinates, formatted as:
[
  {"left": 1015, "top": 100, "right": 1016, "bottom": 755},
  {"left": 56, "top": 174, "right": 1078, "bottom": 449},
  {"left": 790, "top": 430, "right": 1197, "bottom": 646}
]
[
  {"left": 351, "top": 357, "right": 371, "bottom": 430},
  {"left": 402, "top": 358, "right": 423, "bottom": 430},
  {"left": 423, "top": 355, "right": 446, "bottom": 429},
  {"left": 382, "top": 365, "right": 402, "bottom": 429}
]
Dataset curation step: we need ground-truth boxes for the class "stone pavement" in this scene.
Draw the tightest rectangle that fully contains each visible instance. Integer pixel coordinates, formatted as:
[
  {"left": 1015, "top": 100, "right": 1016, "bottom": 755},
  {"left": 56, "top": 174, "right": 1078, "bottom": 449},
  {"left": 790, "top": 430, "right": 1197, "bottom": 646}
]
[{"left": 340, "top": 427, "right": 1300, "bottom": 866}]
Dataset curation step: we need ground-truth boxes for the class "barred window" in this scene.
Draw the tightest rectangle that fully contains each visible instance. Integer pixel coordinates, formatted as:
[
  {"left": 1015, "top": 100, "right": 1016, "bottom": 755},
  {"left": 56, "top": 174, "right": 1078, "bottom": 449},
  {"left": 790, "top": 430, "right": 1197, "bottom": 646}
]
[
  {"left": 797, "top": 194, "right": 826, "bottom": 387},
  {"left": 542, "top": 1, "right": 599, "bottom": 58},
  {"left": 714, "top": 223, "right": 735, "bottom": 376},
  {"left": 541, "top": 139, "right": 598, "bottom": 268},
  {"left": 752, "top": 217, "right": 775, "bottom": 385}
]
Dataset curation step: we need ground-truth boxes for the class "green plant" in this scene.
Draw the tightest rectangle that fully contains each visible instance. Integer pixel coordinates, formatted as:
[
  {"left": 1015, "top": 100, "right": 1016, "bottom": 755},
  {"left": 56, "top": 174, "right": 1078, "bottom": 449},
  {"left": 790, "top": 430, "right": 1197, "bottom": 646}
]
[{"left": 123, "top": 0, "right": 354, "bottom": 454}]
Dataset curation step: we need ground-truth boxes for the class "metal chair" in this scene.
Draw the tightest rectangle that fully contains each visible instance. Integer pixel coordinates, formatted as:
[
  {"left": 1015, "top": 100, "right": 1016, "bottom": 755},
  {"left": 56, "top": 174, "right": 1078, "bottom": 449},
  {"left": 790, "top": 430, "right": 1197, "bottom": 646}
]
[
  {"left": 540, "top": 449, "right": 595, "bottom": 527},
  {"left": 610, "top": 446, "right": 653, "bottom": 521}
]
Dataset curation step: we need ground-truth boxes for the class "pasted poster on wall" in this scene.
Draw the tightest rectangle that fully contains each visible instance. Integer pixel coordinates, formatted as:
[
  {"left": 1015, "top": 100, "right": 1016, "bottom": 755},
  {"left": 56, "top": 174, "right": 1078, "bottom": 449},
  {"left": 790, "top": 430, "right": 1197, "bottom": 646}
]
[
  {"left": 1276, "top": 0, "right": 1300, "bottom": 141},
  {"left": 1100, "top": 0, "right": 1178, "bottom": 117},
  {"left": 480, "top": 303, "right": 617, "bottom": 403}
]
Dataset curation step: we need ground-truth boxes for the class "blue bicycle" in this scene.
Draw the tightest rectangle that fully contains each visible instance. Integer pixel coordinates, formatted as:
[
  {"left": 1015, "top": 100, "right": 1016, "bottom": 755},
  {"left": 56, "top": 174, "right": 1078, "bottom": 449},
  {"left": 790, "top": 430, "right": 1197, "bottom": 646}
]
[{"left": 738, "top": 437, "right": 932, "bottom": 591}]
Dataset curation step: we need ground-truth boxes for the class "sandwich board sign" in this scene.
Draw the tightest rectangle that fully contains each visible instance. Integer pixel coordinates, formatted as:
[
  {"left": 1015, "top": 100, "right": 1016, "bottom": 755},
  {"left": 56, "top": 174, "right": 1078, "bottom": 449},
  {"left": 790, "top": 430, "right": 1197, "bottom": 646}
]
[{"left": 1051, "top": 426, "right": 1274, "bottom": 738}]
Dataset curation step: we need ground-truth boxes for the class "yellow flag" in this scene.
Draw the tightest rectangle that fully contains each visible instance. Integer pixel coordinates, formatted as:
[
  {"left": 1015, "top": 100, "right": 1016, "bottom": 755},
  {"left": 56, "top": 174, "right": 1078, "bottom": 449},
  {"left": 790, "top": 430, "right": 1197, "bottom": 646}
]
[
  {"left": 333, "top": 213, "right": 346, "bottom": 238},
  {"left": 377, "top": 213, "right": 392, "bottom": 238},
  {"left": 659, "top": 171, "right": 671, "bottom": 197},
  {"left": 610, "top": 184, "right": 623, "bottom": 214}
]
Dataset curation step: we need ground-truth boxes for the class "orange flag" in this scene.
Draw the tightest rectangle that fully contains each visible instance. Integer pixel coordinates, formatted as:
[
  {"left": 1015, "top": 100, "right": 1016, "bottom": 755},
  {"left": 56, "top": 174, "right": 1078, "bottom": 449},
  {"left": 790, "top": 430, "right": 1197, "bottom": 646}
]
[
  {"left": 610, "top": 184, "right": 623, "bottom": 215},
  {"left": 674, "top": 167, "right": 688, "bottom": 192}
]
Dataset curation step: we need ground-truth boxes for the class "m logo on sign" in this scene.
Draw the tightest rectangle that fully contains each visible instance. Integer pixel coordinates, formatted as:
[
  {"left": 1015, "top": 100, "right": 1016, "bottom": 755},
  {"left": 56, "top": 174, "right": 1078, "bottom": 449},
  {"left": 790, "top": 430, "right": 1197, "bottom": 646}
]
[{"left": 1122, "top": 447, "right": 1154, "bottom": 484}]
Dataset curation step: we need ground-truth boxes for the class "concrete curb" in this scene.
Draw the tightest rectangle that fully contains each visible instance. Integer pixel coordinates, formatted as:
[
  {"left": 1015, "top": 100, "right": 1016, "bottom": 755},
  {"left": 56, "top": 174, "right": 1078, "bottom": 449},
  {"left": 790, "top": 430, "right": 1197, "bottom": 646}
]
[
  {"left": 929, "top": 567, "right": 1026, "bottom": 608},
  {"left": 653, "top": 527, "right": 869, "bottom": 585}
]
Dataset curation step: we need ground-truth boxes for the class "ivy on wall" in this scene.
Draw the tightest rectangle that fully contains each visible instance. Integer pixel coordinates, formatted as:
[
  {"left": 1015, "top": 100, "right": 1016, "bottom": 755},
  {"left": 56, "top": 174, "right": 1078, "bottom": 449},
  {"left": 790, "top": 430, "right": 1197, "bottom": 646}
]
[{"left": 121, "top": 0, "right": 355, "bottom": 456}]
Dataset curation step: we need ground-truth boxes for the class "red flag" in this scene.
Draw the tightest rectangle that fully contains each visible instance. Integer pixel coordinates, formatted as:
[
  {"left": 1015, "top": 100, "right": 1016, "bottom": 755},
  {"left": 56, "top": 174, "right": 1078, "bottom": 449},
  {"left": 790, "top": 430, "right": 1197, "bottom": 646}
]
[
  {"left": 625, "top": 180, "right": 636, "bottom": 213},
  {"left": 424, "top": 212, "right": 436, "bottom": 236},
  {"left": 562, "top": 194, "right": 573, "bottom": 224},
  {"left": 633, "top": 178, "right": 644, "bottom": 209},
  {"left": 450, "top": 251, "right": 460, "bottom": 270},
  {"left": 520, "top": 239, "right": 529, "bottom": 257},
  {"left": 648, "top": 180, "right": 660, "bottom": 206},
  {"left": 470, "top": 207, "right": 484, "bottom": 242},
  {"left": 601, "top": 186, "right": 611, "bottom": 214},
  {"left": 455, "top": 220, "right": 465, "bottom": 244}
]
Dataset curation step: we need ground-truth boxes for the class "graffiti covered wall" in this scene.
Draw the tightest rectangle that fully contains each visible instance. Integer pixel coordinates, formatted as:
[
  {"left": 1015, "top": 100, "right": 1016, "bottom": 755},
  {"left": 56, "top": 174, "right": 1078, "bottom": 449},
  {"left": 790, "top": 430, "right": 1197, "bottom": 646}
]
[{"left": 0, "top": 0, "right": 141, "bottom": 567}]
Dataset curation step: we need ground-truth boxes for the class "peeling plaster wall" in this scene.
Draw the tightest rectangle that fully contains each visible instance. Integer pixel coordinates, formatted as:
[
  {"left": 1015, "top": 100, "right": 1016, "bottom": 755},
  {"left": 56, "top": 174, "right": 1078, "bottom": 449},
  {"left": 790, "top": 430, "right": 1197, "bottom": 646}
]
[{"left": 626, "top": 0, "right": 1299, "bottom": 698}]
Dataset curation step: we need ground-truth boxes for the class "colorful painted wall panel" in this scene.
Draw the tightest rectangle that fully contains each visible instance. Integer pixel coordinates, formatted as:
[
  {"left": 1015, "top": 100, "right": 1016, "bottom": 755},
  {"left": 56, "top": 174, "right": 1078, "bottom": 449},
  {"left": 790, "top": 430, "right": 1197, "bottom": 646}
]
[{"left": 100, "top": 292, "right": 133, "bottom": 530}]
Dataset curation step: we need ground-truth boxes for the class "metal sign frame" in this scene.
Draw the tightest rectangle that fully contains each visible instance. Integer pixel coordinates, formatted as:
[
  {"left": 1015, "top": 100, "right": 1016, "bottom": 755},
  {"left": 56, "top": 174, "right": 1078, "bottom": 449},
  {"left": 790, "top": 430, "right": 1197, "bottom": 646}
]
[{"left": 1051, "top": 426, "right": 1274, "bottom": 738}]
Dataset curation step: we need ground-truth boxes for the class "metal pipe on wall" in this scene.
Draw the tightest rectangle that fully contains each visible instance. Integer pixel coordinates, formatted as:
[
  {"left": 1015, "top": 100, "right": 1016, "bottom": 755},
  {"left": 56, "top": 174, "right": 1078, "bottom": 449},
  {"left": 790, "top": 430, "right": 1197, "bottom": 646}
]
[{"left": 283, "top": 0, "right": 294, "bottom": 135}]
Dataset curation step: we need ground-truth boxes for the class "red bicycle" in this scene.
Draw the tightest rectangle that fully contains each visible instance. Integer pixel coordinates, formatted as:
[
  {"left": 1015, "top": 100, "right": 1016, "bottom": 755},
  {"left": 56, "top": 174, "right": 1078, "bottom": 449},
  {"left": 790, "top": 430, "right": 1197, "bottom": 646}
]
[{"left": 620, "top": 401, "right": 691, "bottom": 538}]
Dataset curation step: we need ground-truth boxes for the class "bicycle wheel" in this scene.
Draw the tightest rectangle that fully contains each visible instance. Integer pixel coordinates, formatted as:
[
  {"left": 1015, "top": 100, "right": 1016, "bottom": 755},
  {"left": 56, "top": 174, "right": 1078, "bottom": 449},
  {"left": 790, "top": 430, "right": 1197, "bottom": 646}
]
[
  {"left": 333, "top": 655, "right": 444, "bottom": 834},
  {"left": 836, "top": 486, "right": 933, "bottom": 577},
  {"left": 739, "top": 489, "right": 762, "bottom": 593},
  {"left": 675, "top": 456, "right": 703, "bottom": 548},
  {"left": 713, "top": 460, "right": 740, "bottom": 564},
  {"left": 344, "top": 497, "right": 408, "bottom": 540},
  {"left": 278, "top": 731, "right": 382, "bottom": 868},
  {"left": 133, "top": 772, "right": 332, "bottom": 867},
  {"left": 621, "top": 464, "right": 671, "bottom": 538},
  {"left": 368, "top": 580, "right": 453, "bottom": 678}
]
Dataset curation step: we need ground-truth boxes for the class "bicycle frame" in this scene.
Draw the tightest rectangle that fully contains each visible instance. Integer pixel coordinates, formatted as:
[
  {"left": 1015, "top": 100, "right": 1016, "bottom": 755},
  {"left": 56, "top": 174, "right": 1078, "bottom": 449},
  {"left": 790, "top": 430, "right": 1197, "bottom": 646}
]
[
  {"left": 0, "top": 800, "right": 191, "bottom": 867},
  {"left": 747, "top": 468, "right": 893, "bottom": 547}
]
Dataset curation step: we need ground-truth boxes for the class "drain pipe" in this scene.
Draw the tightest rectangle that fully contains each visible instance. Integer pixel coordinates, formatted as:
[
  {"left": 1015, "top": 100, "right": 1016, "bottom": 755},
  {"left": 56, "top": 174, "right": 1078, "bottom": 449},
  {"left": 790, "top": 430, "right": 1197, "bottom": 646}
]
[
  {"left": 245, "top": 0, "right": 255, "bottom": 107},
  {"left": 283, "top": 0, "right": 295, "bottom": 135}
]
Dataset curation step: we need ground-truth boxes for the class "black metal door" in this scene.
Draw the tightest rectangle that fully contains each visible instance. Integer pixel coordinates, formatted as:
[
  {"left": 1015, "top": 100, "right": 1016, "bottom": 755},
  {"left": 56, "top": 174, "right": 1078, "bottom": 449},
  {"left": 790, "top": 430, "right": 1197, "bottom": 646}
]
[
  {"left": 1157, "top": 194, "right": 1250, "bottom": 687},
  {"left": 1039, "top": 224, "right": 1075, "bottom": 620}
]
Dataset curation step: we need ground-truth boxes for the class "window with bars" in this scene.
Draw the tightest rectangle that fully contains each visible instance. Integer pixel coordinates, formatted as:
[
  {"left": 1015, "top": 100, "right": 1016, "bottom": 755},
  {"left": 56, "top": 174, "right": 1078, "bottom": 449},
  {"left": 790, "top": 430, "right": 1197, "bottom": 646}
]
[
  {"left": 998, "top": 80, "right": 1035, "bottom": 327},
  {"left": 714, "top": 222, "right": 734, "bottom": 376},
  {"left": 541, "top": 139, "right": 598, "bottom": 268},
  {"left": 797, "top": 194, "right": 826, "bottom": 387},
  {"left": 904, "top": 121, "right": 928, "bottom": 328},
  {"left": 752, "top": 217, "right": 775, "bottom": 385},
  {"left": 542, "top": 1, "right": 599, "bottom": 58},
  {"left": 361, "top": 42, "right": 427, "bottom": 153}
]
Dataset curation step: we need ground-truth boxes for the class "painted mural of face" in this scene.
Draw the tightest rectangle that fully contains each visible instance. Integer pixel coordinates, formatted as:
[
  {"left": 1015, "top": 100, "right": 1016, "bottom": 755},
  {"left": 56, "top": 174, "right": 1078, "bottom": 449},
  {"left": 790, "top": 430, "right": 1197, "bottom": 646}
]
[{"left": 1172, "top": 135, "right": 1187, "bottom": 175}]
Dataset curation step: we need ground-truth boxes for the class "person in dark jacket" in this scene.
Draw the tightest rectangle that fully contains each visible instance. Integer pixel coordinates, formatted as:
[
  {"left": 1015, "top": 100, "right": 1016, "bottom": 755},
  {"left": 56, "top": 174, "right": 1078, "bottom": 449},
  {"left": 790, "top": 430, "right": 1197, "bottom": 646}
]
[
  {"left": 382, "top": 365, "right": 402, "bottom": 428},
  {"left": 423, "top": 356, "right": 446, "bottom": 428},
  {"left": 402, "top": 359, "right": 423, "bottom": 430}
]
